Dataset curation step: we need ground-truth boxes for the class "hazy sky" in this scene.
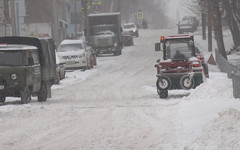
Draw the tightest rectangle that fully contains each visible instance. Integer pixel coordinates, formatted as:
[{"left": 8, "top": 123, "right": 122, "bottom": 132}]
[{"left": 167, "top": 0, "right": 193, "bottom": 22}]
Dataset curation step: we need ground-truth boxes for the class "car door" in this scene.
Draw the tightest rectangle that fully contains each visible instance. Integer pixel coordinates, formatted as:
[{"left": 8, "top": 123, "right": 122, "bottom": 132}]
[{"left": 31, "top": 51, "right": 41, "bottom": 93}]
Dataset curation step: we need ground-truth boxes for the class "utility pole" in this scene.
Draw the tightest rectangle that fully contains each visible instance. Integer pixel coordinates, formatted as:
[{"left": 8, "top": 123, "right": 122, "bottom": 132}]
[
  {"left": 3, "top": 0, "right": 8, "bottom": 36},
  {"left": 10, "top": 0, "right": 17, "bottom": 36},
  {"left": 82, "top": 0, "right": 89, "bottom": 41},
  {"left": 207, "top": 0, "right": 212, "bottom": 52},
  {"left": 74, "top": 0, "right": 77, "bottom": 35}
]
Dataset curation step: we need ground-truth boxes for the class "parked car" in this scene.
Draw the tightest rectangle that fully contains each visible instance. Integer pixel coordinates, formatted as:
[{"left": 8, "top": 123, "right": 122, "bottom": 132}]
[
  {"left": 154, "top": 35, "right": 206, "bottom": 98},
  {"left": 123, "top": 23, "right": 139, "bottom": 37},
  {"left": 54, "top": 54, "right": 66, "bottom": 84},
  {"left": 182, "top": 16, "right": 199, "bottom": 29},
  {"left": 0, "top": 37, "right": 56, "bottom": 104},
  {"left": 122, "top": 30, "right": 134, "bottom": 46},
  {"left": 57, "top": 39, "right": 97, "bottom": 70},
  {"left": 178, "top": 20, "right": 195, "bottom": 34}
]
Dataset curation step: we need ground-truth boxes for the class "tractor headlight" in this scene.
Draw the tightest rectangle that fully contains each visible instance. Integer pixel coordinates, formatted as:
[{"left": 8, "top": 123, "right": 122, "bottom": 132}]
[{"left": 11, "top": 74, "right": 17, "bottom": 80}]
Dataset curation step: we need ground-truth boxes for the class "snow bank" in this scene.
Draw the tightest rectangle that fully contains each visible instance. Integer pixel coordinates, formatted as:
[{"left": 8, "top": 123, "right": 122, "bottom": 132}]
[
  {"left": 184, "top": 72, "right": 233, "bottom": 100},
  {"left": 189, "top": 108, "right": 240, "bottom": 150},
  {"left": 52, "top": 69, "right": 98, "bottom": 90}
]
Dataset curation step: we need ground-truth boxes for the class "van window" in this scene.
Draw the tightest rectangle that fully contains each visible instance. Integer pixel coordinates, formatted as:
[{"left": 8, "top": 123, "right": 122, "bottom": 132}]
[
  {"left": 31, "top": 51, "right": 39, "bottom": 64},
  {"left": 0, "top": 51, "right": 23, "bottom": 66}
]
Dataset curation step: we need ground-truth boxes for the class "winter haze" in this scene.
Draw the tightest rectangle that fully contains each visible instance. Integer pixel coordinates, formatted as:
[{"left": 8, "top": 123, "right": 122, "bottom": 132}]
[{"left": 0, "top": 0, "right": 240, "bottom": 150}]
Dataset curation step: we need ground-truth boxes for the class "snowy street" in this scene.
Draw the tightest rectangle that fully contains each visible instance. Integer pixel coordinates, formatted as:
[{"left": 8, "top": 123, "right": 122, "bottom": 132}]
[{"left": 1, "top": 29, "right": 240, "bottom": 150}]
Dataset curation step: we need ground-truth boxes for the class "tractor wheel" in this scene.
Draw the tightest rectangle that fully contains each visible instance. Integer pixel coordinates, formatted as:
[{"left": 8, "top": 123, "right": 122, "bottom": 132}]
[
  {"left": 158, "top": 90, "right": 168, "bottom": 99},
  {"left": 156, "top": 76, "right": 171, "bottom": 90},
  {"left": 180, "top": 75, "right": 195, "bottom": 90}
]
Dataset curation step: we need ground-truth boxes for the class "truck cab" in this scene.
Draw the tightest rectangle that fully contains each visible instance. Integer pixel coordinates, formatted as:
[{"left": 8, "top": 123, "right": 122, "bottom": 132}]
[{"left": 87, "top": 12, "right": 123, "bottom": 56}]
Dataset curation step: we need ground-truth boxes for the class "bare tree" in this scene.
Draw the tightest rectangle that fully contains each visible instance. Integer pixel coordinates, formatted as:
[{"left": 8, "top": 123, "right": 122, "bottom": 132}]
[
  {"left": 179, "top": 0, "right": 201, "bottom": 14},
  {"left": 211, "top": 0, "right": 227, "bottom": 59},
  {"left": 223, "top": 0, "right": 240, "bottom": 47}
]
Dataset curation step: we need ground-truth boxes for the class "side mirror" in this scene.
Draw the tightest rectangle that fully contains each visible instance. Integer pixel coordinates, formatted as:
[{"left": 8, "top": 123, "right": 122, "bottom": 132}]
[
  {"left": 156, "top": 59, "right": 161, "bottom": 63},
  {"left": 28, "top": 57, "right": 34, "bottom": 66},
  {"left": 155, "top": 43, "right": 161, "bottom": 51}
]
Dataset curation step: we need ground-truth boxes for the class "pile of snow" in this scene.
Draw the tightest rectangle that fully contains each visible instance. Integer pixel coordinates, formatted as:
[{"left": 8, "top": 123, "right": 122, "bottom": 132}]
[
  {"left": 189, "top": 108, "right": 240, "bottom": 150},
  {"left": 52, "top": 69, "right": 98, "bottom": 90},
  {"left": 185, "top": 72, "right": 233, "bottom": 100}
]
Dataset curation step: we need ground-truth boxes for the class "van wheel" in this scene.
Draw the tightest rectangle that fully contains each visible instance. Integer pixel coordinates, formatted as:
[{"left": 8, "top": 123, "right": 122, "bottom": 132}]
[
  {"left": 0, "top": 95, "right": 6, "bottom": 103},
  {"left": 38, "top": 83, "right": 47, "bottom": 102},
  {"left": 60, "top": 71, "right": 65, "bottom": 80},
  {"left": 21, "top": 89, "right": 30, "bottom": 104}
]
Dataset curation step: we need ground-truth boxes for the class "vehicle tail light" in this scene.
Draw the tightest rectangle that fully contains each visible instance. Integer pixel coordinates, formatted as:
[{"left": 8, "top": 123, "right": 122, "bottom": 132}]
[
  {"left": 0, "top": 43, "right": 7, "bottom": 45},
  {"left": 192, "top": 62, "right": 200, "bottom": 67},
  {"left": 160, "top": 36, "right": 165, "bottom": 42},
  {"left": 196, "top": 53, "right": 204, "bottom": 61}
]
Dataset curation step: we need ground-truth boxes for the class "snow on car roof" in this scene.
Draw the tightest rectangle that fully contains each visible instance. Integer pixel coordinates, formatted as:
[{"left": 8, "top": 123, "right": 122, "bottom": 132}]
[
  {"left": 123, "top": 23, "right": 135, "bottom": 26},
  {"left": 164, "top": 35, "right": 194, "bottom": 40},
  {"left": 0, "top": 44, "right": 38, "bottom": 50},
  {"left": 88, "top": 12, "right": 120, "bottom": 17},
  {"left": 60, "top": 39, "right": 84, "bottom": 45}
]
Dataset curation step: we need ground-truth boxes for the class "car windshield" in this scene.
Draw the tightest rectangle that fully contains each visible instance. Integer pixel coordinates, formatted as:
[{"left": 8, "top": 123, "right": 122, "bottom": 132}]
[
  {"left": 123, "top": 24, "right": 135, "bottom": 29},
  {"left": 182, "top": 16, "right": 193, "bottom": 21},
  {"left": 180, "top": 20, "right": 193, "bottom": 25},
  {"left": 90, "top": 24, "right": 116, "bottom": 36},
  {"left": 165, "top": 40, "right": 194, "bottom": 60},
  {"left": 0, "top": 51, "right": 23, "bottom": 66},
  {"left": 58, "top": 43, "right": 83, "bottom": 52},
  {"left": 95, "top": 30, "right": 114, "bottom": 36}
]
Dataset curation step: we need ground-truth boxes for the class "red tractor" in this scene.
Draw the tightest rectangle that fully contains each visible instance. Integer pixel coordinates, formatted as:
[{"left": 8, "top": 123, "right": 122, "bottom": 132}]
[{"left": 155, "top": 35, "right": 207, "bottom": 98}]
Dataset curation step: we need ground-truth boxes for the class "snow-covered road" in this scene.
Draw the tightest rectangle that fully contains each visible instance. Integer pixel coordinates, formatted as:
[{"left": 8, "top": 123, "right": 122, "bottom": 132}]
[{"left": 1, "top": 29, "right": 240, "bottom": 150}]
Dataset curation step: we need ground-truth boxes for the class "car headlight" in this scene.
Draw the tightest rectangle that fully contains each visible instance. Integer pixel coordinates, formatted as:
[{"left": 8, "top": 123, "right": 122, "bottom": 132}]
[
  {"left": 11, "top": 74, "right": 17, "bottom": 80},
  {"left": 114, "top": 43, "right": 118, "bottom": 47},
  {"left": 133, "top": 30, "right": 136, "bottom": 32},
  {"left": 79, "top": 53, "right": 86, "bottom": 58}
]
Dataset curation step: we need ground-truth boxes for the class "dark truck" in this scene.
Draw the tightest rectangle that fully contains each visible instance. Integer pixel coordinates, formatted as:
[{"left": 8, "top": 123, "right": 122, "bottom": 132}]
[
  {"left": 86, "top": 12, "right": 123, "bottom": 56},
  {"left": 0, "top": 36, "right": 56, "bottom": 104}
]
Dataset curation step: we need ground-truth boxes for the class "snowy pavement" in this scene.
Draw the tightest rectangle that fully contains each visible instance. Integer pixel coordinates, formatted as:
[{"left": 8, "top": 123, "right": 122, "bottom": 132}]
[{"left": 0, "top": 29, "right": 240, "bottom": 150}]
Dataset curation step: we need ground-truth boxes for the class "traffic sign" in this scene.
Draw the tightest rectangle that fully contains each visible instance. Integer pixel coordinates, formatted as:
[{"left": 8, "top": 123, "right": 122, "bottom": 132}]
[
  {"left": 137, "top": 12, "right": 144, "bottom": 19},
  {"left": 92, "top": 0, "right": 101, "bottom": 5}
]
